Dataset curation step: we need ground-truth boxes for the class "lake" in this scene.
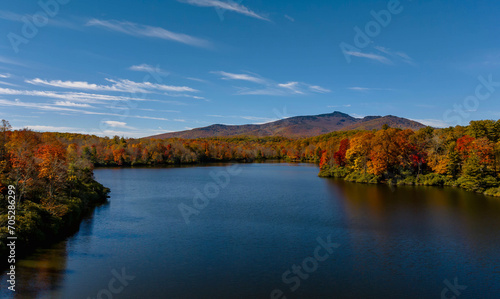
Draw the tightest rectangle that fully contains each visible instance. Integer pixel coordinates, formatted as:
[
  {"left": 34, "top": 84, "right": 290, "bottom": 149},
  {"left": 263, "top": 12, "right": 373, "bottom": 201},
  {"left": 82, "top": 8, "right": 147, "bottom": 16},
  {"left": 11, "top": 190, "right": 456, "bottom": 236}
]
[{"left": 1, "top": 163, "right": 500, "bottom": 298}]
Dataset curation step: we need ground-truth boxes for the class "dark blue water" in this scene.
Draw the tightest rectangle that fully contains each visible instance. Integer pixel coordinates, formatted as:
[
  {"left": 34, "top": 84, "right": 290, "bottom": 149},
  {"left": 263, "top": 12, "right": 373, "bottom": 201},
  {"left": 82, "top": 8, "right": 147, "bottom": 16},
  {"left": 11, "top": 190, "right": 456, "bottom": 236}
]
[{"left": 1, "top": 163, "right": 500, "bottom": 298}]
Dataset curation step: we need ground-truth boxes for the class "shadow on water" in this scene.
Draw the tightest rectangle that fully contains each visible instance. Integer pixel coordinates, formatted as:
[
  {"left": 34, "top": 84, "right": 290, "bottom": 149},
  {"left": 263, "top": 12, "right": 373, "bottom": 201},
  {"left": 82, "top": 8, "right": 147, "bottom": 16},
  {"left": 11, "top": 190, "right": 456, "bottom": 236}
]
[
  {"left": 322, "top": 178, "right": 500, "bottom": 298},
  {"left": 326, "top": 178, "right": 500, "bottom": 237},
  {"left": 0, "top": 201, "right": 109, "bottom": 298}
]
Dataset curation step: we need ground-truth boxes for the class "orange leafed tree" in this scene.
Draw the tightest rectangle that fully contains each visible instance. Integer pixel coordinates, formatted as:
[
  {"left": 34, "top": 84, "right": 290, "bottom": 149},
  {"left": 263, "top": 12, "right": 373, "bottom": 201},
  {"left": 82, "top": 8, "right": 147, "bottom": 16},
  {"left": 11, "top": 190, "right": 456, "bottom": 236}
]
[
  {"left": 7, "top": 129, "right": 40, "bottom": 201},
  {"left": 35, "top": 143, "right": 68, "bottom": 197},
  {"left": 368, "top": 128, "right": 400, "bottom": 175},
  {"left": 346, "top": 132, "right": 373, "bottom": 173},
  {"left": 319, "top": 150, "right": 328, "bottom": 169}
]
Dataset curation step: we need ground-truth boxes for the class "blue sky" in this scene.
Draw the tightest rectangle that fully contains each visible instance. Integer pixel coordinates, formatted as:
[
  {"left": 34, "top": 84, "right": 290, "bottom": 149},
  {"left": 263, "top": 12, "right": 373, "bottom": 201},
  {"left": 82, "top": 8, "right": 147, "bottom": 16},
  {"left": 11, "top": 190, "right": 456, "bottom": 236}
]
[{"left": 0, "top": 0, "right": 499, "bottom": 137}]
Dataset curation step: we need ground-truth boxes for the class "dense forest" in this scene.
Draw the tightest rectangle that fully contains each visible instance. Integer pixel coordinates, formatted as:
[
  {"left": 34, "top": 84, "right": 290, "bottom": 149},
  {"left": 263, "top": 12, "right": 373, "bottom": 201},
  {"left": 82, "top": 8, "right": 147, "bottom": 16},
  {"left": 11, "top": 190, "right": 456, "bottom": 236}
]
[
  {"left": 318, "top": 122, "right": 500, "bottom": 197},
  {"left": 2, "top": 118, "right": 500, "bottom": 265}
]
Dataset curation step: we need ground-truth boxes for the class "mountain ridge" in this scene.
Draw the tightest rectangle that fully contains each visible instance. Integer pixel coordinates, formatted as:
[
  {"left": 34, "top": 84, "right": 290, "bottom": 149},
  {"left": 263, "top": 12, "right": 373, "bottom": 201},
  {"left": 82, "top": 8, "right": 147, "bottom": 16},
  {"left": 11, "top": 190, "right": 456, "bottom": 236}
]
[{"left": 146, "top": 111, "right": 427, "bottom": 139}]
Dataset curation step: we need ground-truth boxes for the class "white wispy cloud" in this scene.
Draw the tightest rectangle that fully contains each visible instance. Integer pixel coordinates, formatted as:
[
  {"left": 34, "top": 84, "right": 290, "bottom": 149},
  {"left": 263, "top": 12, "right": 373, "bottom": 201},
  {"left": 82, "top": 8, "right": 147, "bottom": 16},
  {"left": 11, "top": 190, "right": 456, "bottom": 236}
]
[
  {"left": 211, "top": 71, "right": 267, "bottom": 84},
  {"left": 348, "top": 87, "right": 395, "bottom": 92},
  {"left": 236, "top": 87, "right": 288, "bottom": 96},
  {"left": 0, "top": 73, "right": 11, "bottom": 78},
  {"left": 0, "top": 81, "right": 19, "bottom": 87},
  {"left": 136, "top": 108, "right": 181, "bottom": 113},
  {"left": 350, "top": 113, "right": 365, "bottom": 119},
  {"left": 237, "top": 84, "right": 330, "bottom": 96},
  {"left": 0, "top": 98, "right": 171, "bottom": 121},
  {"left": 164, "top": 92, "right": 206, "bottom": 100},
  {"left": 0, "top": 87, "right": 160, "bottom": 103},
  {"left": 26, "top": 78, "right": 115, "bottom": 91},
  {"left": 103, "top": 120, "right": 135, "bottom": 129},
  {"left": 54, "top": 101, "right": 93, "bottom": 108},
  {"left": 348, "top": 87, "right": 370, "bottom": 91},
  {"left": 0, "top": 98, "right": 89, "bottom": 113},
  {"left": 185, "top": 77, "right": 208, "bottom": 83},
  {"left": 309, "top": 85, "right": 331, "bottom": 93},
  {"left": 0, "top": 55, "right": 25, "bottom": 67},
  {"left": 374, "top": 46, "right": 415, "bottom": 65},
  {"left": 285, "top": 15, "right": 295, "bottom": 22},
  {"left": 25, "top": 78, "right": 198, "bottom": 93},
  {"left": 278, "top": 82, "right": 304, "bottom": 94},
  {"left": 344, "top": 51, "right": 391, "bottom": 64},
  {"left": 106, "top": 78, "right": 198, "bottom": 93},
  {"left": 86, "top": 19, "right": 210, "bottom": 48},
  {"left": 214, "top": 71, "right": 331, "bottom": 96},
  {"left": 179, "top": 0, "right": 269, "bottom": 21},
  {"left": 129, "top": 64, "right": 168, "bottom": 75},
  {"left": 411, "top": 119, "right": 449, "bottom": 128},
  {"left": 343, "top": 46, "right": 414, "bottom": 65}
]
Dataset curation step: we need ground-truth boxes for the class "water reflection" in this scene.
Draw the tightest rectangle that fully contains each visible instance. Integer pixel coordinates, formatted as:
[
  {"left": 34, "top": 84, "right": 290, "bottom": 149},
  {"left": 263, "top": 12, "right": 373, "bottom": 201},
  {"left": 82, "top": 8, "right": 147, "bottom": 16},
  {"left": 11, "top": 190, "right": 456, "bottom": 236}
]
[
  {"left": 1, "top": 165, "right": 500, "bottom": 298},
  {"left": 326, "top": 178, "right": 500, "bottom": 298},
  {"left": 328, "top": 178, "right": 500, "bottom": 240},
  {"left": 0, "top": 202, "right": 107, "bottom": 299},
  {"left": 9, "top": 242, "right": 69, "bottom": 298}
]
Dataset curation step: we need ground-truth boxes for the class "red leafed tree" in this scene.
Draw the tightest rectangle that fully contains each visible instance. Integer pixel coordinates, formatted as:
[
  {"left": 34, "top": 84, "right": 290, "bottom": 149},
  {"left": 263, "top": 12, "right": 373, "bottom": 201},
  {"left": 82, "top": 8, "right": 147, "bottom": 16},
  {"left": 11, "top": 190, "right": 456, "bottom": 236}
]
[
  {"left": 333, "top": 138, "right": 350, "bottom": 167},
  {"left": 410, "top": 151, "right": 427, "bottom": 174},
  {"left": 456, "top": 135, "right": 475, "bottom": 160}
]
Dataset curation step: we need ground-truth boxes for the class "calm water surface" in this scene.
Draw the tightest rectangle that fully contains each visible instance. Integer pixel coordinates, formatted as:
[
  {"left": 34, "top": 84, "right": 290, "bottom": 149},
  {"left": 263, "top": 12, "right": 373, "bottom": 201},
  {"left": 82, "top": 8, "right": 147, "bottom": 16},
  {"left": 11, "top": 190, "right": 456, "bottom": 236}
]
[{"left": 1, "top": 163, "right": 500, "bottom": 298}]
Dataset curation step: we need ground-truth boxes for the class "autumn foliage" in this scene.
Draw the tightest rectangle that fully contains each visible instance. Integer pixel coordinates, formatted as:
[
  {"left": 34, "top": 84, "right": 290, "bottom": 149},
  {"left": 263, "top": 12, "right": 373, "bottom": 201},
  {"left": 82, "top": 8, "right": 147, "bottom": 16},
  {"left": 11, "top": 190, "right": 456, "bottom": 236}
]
[
  {"left": 0, "top": 121, "right": 109, "bottom": 264},
  {"left": 333, "top": 139, "right": 350, "bottom": 167},
  {"left": 3, "top": 118, "right": 500, "bottom": 266},
  {"left": 319, "top": 121, "right": 500, "bottom": 195}
]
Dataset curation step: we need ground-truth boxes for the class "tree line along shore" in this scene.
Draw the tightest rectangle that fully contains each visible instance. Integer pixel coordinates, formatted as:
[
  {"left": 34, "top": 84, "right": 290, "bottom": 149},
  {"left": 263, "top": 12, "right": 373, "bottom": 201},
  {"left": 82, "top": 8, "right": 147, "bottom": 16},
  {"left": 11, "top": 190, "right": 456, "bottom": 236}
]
[{"left": 2, "top": 119, "right": 500, "bottom": 266}]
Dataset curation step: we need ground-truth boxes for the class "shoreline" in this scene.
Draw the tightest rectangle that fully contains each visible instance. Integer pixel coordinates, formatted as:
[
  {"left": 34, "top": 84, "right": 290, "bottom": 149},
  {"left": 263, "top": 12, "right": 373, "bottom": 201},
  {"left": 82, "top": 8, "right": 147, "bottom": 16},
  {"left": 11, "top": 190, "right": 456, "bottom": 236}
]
[
  {"left": 0, "top": 180, "right": 109, "bottom": 271},
  {"left": 318, "top": 165, "right": 500, "bottom": 198}
]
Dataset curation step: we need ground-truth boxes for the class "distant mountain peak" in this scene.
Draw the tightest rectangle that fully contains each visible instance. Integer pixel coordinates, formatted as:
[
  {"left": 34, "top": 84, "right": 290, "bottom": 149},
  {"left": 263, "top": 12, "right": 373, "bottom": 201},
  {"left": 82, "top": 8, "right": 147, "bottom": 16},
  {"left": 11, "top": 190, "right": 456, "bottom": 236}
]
[
  {"left": 331, "top": 111, "right": 351, "bottom": 117},
  {"left": 146, "top": 111, "right": 426, "bottom": 139}
]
